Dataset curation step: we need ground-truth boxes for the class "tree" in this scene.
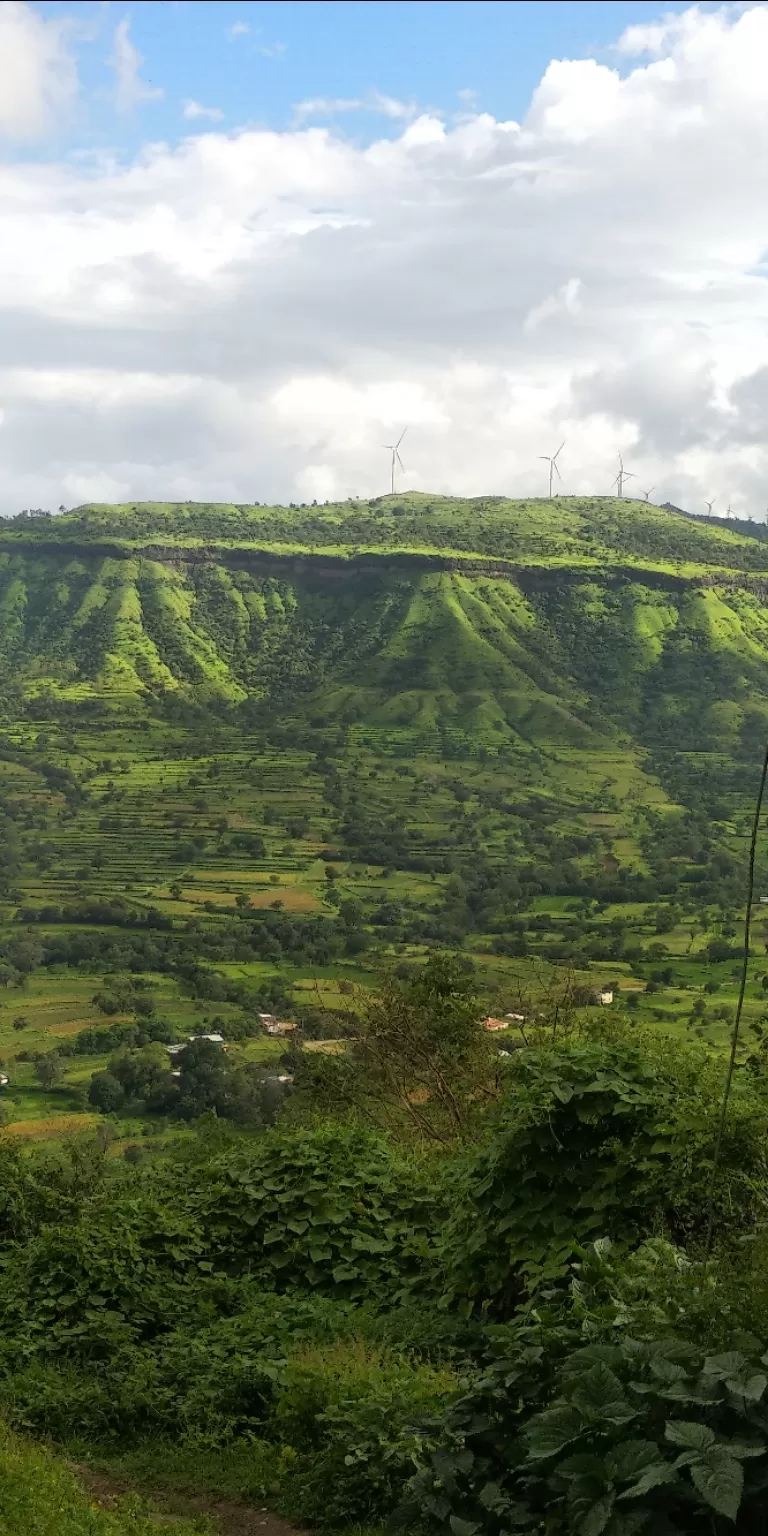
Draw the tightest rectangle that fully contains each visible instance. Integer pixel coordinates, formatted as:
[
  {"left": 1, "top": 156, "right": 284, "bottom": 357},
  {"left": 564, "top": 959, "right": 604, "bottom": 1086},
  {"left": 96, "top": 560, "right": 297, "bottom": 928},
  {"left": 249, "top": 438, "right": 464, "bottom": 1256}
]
[
  {"left": 34, "top": 1053, "right": 64, "bottom": 1089},
  {"left": 295, "top": 953, "right": 497, "bottom": 1146},
  {"left": 88, "top": 1071, "right": 125, "bottom": 1113}
]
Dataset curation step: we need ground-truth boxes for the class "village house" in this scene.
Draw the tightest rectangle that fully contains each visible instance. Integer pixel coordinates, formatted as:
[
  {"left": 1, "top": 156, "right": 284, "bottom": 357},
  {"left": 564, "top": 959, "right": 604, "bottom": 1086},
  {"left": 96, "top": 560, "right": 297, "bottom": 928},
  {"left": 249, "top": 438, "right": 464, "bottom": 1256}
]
[
  {"left": 166, "top": 1034, "right": 226, "bottom": 1059},
  {"left": 482, "top": 1017, "right": 509, "bottom": 1032},
  {"left": 598, "top": 989, "right": 614, "bottom": 1006},
  {"left": 265, "top": 1020, "right": 297, "bottom": 1037}
]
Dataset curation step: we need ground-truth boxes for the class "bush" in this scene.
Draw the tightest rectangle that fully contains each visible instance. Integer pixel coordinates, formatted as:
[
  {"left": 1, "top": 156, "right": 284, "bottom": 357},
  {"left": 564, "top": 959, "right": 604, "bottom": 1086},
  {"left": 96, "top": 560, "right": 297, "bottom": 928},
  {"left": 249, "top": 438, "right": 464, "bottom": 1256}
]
[
  {"left": 188, "top": 1124, "right": 439, "bottom": 1300},
  {"left": 403, "top": 1240, "right": 768, "bottom": 1536},
  {"left": 273, "top": 1340, "right": 458, "bottom": 1526},
  {"left": 443, "top": 1035, "right": 768, "bottom": 1314}
]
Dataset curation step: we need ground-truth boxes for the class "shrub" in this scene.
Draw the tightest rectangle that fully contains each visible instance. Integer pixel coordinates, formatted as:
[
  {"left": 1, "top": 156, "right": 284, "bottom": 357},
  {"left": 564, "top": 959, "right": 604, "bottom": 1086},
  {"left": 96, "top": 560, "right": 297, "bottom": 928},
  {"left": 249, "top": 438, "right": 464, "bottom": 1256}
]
[
  {"left": 188, "top": 1124, "right": 439, "bottom": 1300},
  {"left": 403, "top": 1241, "right": 768, "bottom": 1535},
  {"left": 273, "top": 1340, "right": 458, "bottom": 1526},
  {"left": 443, "top": 1036, "right": 768, "bottom": 1314}
]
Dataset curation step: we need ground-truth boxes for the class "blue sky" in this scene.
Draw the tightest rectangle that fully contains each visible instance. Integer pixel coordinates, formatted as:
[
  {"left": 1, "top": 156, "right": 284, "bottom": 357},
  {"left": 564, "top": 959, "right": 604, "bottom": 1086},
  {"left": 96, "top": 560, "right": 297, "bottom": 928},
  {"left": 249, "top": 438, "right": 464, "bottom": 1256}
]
[
  {"left": 1, "top": 1, "right": 768, "bottom": 515},
  {"left": 34, "top": 0, "right": 718, "bottom": 159}
]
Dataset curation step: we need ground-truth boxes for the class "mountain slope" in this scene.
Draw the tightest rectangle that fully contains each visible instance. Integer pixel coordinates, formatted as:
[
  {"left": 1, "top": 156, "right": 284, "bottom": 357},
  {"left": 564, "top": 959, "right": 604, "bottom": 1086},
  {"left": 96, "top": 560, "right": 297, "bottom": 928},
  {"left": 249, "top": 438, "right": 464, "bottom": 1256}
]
[{"left": 1, "top": 495, "right": 768, "bottom": 770}]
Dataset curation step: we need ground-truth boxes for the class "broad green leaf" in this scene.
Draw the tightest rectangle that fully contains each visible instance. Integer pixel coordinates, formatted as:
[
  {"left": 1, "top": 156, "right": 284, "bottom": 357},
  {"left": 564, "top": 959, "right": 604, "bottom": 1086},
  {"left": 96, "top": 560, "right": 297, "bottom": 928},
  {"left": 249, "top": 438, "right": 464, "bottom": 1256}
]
[
  {"left": 689, "top": 1449, "right": 743, "bottom": 1521},
  {"left": 723, "top": 1440, "right": 767, "bottom": 1460},
  {"left": 665, "top": 1421, "right": 715, "bottom": 1452},
  {"left": 607, "top": 1441, "right": 664, "bottom": 1481},
  {"left": 619, "top": 1464, "right": 677, "bottom": 1499},
  {"left": 558, "top": 1453, "right": 607, "bottom": 1481},
  {"left": 703, "top": 1352, "right": 747, "bottom": 1378},
  {"left": 571, "top": 1363, "right": 633, "bottom": 1422},
  {"left": 449, "top": 1518, "right": 481, "bottom": 1536},
  {"left": 729, "top": 1374, "right": 767, "bottom": 1403},
  {"left": 526, "top": 1404, "right": 582, "bottom": 1460},
  {"left": 579, "top": 1492, "right": 615, "bottom": 1536}
]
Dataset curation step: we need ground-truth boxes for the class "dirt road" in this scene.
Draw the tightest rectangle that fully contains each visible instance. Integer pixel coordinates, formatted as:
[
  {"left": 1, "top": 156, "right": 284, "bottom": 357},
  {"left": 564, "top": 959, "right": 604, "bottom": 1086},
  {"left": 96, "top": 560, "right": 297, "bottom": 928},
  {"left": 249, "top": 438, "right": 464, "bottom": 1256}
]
[{"left": 72, "top": 1463, "right": 307, "bottom": 1536}]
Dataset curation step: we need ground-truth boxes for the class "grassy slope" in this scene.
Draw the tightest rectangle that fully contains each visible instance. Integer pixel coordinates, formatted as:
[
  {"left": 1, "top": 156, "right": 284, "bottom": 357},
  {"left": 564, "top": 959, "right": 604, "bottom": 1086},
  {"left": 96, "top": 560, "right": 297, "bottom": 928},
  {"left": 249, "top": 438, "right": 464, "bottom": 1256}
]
[{"left": 0, "top": 1418, "right": 200, "bottom": 1534}]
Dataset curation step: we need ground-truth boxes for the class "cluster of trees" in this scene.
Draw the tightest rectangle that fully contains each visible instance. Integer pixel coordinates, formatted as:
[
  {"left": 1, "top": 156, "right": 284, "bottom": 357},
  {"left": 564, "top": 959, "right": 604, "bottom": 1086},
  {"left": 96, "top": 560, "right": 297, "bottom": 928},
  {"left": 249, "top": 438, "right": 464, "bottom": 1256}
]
[{"left": 88, "top": 1036, "right": 288, "bottom": 1124}]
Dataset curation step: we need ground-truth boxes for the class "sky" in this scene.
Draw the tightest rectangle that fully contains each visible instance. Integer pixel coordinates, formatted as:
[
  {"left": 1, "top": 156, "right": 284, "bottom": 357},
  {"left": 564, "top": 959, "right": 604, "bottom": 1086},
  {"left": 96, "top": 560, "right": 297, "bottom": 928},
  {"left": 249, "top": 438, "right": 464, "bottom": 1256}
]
[{"left": 2, "top": 0, "right": 768, "bottom": 515}]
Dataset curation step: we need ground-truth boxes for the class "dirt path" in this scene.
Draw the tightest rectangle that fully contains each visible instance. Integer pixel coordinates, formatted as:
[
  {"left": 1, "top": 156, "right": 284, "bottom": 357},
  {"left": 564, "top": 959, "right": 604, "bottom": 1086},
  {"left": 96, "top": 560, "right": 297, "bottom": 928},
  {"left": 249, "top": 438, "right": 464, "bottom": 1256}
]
[{"left": 71, "top": 1463, "right": 307, "bottom": 1536}]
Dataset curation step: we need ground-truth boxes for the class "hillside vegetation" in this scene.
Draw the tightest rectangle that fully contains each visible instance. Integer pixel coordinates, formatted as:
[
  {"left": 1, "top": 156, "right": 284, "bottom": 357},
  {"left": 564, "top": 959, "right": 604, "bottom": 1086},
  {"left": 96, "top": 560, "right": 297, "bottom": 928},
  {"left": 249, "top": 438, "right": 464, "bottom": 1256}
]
[{"left": 2, "top": 496, "right": 768, "bottom": 1531}]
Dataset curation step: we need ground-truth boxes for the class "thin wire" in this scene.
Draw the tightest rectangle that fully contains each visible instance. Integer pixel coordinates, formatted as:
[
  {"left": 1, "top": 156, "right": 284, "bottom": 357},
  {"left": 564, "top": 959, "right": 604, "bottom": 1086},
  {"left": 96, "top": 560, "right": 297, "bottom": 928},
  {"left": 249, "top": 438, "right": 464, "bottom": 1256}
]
[{"left": 704, "top": 739, "right": 768, "bottom": 1258}]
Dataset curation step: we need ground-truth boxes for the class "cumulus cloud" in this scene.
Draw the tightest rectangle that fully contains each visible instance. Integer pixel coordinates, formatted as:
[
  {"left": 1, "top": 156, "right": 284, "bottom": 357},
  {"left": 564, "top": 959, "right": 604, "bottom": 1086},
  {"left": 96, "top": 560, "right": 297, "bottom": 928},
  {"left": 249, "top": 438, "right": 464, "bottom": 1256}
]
[
  {"left": 0, "top": 1, "right": 78, "bottom": 139},
  {"left": 4, "top": 4, "right": 768, "bottom": 514},
  {"left": 108, "top": 15, "right": 163, "bottom": 114}
]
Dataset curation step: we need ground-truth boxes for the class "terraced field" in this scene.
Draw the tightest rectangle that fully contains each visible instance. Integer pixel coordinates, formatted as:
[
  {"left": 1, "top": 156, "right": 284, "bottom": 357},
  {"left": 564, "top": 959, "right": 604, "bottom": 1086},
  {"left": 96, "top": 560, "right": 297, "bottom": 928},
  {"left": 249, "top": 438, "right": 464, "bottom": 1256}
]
[{"left": 0, "top": 494, "right": 767, "bottom": 1139}]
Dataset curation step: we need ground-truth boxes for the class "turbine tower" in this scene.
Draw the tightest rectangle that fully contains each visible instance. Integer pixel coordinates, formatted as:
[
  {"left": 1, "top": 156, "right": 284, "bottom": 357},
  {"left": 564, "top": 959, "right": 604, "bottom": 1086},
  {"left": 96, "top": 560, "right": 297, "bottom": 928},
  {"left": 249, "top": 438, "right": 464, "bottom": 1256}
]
[
  {"left": 384, "top": 428, "right": 407, "bottom": 496},
  {"left": 539, "top": 442, "right": 564, "bottom": 498},
  {"left": 705, "top": 498, "right": 716, "bottom": 516},
  {"left": 613, "top": 453, "right": 636, "bottom": 497}
]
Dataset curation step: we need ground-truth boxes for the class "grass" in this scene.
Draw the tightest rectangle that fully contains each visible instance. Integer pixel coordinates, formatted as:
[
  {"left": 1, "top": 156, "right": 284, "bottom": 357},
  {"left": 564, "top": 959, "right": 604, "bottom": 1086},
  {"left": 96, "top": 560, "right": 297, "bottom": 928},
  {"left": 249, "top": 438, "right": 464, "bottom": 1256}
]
[{"left": 0, "top": 1419, "right": 203, "bottom": 1535}]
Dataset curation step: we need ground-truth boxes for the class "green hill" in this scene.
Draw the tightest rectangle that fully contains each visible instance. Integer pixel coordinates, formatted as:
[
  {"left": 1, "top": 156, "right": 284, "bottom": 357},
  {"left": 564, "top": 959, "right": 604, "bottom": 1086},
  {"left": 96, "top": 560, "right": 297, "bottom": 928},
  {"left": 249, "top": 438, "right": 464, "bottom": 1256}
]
[{"left": 3, "top": 494, "right": 768, "bottom": 765}]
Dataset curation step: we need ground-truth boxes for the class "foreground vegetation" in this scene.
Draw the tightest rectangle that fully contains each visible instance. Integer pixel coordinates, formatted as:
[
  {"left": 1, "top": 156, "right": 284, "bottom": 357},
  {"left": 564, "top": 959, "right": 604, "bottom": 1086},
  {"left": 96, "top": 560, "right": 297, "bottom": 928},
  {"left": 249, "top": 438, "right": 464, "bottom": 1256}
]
[
  {"left": 2, "top": 495, "right": 768, "bottom": 1530},
  {"left": 2, "top": 964, "right": 768, "bottom": 1534}
]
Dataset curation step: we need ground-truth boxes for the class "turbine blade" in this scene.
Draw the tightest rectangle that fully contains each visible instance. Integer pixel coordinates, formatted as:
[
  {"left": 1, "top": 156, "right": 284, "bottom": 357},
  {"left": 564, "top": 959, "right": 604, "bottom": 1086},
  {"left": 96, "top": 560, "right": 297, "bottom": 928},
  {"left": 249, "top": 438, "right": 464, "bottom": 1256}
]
[
  {"left": 396, "top": 453, "right": 405, "bottom": 471},
  {"left": 554, "top": 442, "right": 565, "bottom": 459},
  {"left": 554, "top": 460, "right": 562, "bottom": 480},
  {"left": 396, "top": 427, "right": 408, "bottom": 448}
]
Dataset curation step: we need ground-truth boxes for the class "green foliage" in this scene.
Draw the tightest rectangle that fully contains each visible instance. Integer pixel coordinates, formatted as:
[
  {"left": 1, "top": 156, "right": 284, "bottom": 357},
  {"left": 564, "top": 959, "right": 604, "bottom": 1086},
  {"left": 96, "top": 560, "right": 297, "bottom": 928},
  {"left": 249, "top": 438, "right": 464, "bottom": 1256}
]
[
  {"left": 405, "top": 1323, "right": 768, "bottom": 1535},
  {"left": 272, "top": 1340, "right": 457, "bottom": 1527},
  {"left": 185, "top": 1124, "right": 439, "bottom": 1299},
  {"left": 292, "top": 954, "right": 497, "bottom": 1145},
  {"left": 401, "top": 1238, "right": 768, "bottom": 1535},
  {"left": 444, "top": 1036, "right": 768, "bottom": 1312}
]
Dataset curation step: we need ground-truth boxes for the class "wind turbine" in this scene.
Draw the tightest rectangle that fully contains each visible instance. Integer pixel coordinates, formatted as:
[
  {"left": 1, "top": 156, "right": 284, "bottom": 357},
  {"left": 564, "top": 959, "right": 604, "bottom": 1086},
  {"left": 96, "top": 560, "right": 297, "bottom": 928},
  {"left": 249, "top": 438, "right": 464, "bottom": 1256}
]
[
  {"left": 726, "top": 502, "right": 734, "bottom": 520},
  {"left": 539, "top": 442, "right": 564, "bottom": 498},
  {"left": 642, "top": 486, "right": 655, "bottom": 502},
  {"left": 705, "top": 498, "right": 716, "bottom": 516},
  {"left": 613, "top": 453, "right": 636, "bottom": 497},
  {"left": 384, "top": 428, "right": 407, "bottom": 496}
]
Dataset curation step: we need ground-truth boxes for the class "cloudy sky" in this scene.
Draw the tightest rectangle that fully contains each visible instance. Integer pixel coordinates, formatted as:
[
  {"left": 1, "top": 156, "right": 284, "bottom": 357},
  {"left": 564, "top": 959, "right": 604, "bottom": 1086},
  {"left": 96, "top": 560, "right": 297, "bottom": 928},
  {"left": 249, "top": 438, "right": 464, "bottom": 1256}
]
[{"left": 2, "top": 0, "right": 768, "bottom": 516}]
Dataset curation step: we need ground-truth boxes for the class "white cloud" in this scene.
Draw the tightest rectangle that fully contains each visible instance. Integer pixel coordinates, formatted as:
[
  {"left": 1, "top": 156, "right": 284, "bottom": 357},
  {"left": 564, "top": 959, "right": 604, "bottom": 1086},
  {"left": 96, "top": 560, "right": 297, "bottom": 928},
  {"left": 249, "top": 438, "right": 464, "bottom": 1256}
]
[
  {"left": 524, "top": 277, "right": 583, "bottom": 333},
  {"left": 4, "top": 5, "right": 768, "bottom": 513},
  {"left": 182, "top": 100, "right": 224, "bottom": 123},
  {"left": 108, "top": 15, "right": 163, "bottom": 114},
  {"left": 227, "top": 21, "right": 249, "bottom": 39},
  {"left": 293, "top": 91, "right": 417, "bottom": 126},
  {"left": 0, "top": 1, "right": 78, "bottom": 139}
]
